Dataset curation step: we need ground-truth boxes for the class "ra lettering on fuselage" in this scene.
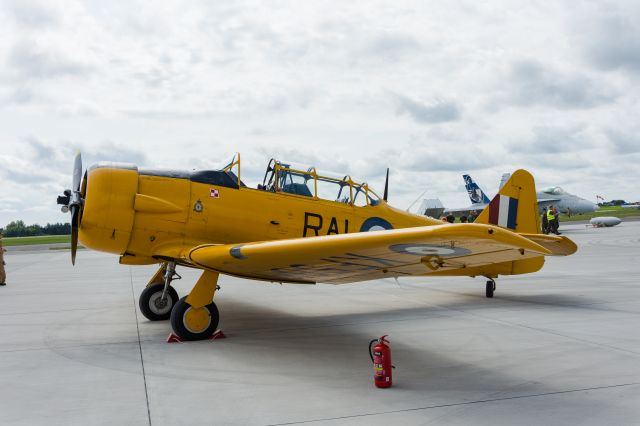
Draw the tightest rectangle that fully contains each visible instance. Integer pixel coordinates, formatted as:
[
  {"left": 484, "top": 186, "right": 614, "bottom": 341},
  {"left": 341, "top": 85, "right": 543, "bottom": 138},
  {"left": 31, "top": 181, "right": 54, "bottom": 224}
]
[{"left": 303, "top": 212, "right": 349, "bottom": 237}]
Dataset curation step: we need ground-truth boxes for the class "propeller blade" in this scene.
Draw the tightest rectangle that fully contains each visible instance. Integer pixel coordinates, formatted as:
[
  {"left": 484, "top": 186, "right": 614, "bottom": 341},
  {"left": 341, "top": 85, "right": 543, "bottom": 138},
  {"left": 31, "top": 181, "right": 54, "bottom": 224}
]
[
  {"left": 383, "top": 168, "right": 389, "bottom": 202},
  {"left": 72, "top": 152, "right": 82, "bottom": 192},
  {"left": 70, "top": 205, "right": 79, "bottom": 265}
]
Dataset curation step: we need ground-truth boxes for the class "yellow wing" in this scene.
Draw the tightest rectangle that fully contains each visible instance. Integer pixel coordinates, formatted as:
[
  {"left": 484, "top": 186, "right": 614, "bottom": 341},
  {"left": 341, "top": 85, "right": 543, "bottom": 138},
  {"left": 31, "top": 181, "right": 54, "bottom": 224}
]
[{"left": 187, "top": 223, "right": 564, "bottom": 284}]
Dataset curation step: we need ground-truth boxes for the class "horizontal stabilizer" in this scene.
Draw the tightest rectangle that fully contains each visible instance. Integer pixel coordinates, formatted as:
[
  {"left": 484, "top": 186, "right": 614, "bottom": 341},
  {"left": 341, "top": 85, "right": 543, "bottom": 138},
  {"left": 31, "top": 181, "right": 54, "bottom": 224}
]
[{"left": 519, "top": 233, "right": 578, "bottom": 256}]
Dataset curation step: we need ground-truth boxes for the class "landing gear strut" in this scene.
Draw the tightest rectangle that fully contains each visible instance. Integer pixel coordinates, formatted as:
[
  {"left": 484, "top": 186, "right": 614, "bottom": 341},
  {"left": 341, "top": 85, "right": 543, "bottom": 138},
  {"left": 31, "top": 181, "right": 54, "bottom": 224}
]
[
  {"left": 139, "top": 262, "right": 181, "bottom": 321},
  {"left": 485, "top": 279, "right": 496, "bottom": 298}
]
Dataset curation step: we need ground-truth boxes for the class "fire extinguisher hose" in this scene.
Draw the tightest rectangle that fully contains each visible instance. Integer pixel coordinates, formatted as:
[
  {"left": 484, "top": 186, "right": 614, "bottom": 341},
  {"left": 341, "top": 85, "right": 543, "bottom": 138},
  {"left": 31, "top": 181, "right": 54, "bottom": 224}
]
[{"left": 368, "top": 339, "right": 378, "bottom": 363}]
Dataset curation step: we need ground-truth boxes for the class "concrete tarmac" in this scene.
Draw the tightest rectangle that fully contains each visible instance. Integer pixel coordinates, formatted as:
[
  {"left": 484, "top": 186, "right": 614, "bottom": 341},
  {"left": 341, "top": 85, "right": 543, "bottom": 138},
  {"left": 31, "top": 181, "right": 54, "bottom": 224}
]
[{"left": 1, "top": 222, "right": 639, "bottom": 425}]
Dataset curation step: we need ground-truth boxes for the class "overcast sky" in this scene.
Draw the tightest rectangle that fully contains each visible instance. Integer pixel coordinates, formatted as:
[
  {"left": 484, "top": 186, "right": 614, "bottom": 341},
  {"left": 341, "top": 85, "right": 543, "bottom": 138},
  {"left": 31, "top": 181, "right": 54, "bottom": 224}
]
[{"left": 1, "top": 0, "right": 639, "bottom": 227}]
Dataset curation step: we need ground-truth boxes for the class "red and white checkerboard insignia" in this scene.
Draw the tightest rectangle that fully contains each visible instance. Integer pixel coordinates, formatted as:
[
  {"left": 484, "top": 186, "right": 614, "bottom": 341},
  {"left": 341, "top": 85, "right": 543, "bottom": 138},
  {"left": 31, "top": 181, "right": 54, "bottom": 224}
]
[{"left": 210, "top": 188, "right": 219, "bottom": 198}]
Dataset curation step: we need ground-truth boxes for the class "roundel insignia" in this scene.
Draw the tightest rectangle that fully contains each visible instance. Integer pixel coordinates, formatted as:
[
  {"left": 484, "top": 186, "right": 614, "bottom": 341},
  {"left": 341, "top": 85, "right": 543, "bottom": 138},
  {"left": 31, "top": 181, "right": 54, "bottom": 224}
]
[
  {"left": 360, "top": 217, "right": 393, "bottom": 232},
  {"left": 389, "top": 243, "right": 471, "bottom": 257}
]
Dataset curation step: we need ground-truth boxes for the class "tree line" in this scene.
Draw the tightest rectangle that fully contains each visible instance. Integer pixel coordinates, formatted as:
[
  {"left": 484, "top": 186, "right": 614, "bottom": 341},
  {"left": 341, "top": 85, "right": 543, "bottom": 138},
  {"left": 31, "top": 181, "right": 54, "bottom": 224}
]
[{"left": 1, "top": 220, "right": 71, "bottom": 237}]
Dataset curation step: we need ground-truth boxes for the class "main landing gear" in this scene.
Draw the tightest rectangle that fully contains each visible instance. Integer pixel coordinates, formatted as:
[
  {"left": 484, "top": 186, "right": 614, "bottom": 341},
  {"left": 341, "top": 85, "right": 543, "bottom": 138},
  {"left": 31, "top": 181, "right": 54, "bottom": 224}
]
[
  {"left": 139, "top": 263, "right": 221, "bottom": 341},
  {"left": 485, "top": 279, "right": 496, "bottom": 298},
  {"left": 139, "top": 262, "right": 180, "bottom": 321}
]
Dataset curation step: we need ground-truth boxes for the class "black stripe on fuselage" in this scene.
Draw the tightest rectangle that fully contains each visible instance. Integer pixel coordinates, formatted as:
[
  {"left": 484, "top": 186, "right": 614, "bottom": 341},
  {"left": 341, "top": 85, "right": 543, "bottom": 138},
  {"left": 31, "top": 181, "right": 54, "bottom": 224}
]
[{"left": 139, "top": 169, "right": 244, "bottom": 188}]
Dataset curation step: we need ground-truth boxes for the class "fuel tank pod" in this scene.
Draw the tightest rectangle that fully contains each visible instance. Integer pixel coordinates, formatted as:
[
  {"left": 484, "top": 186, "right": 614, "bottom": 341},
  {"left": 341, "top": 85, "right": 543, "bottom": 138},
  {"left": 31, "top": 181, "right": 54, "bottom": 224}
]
[{"left": 79, "top": 163, "right": 138, "bottom": 255}]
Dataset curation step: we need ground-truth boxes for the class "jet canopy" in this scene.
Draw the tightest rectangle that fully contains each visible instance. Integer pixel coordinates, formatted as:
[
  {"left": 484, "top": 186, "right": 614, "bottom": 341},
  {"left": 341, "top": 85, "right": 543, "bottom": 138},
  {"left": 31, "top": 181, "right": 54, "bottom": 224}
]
[
  {"left": 261, "top": 159, "right": 381, "bottom": 206},
  {"left": 541, "top": 186, "right": 566, "bottom": 195}
]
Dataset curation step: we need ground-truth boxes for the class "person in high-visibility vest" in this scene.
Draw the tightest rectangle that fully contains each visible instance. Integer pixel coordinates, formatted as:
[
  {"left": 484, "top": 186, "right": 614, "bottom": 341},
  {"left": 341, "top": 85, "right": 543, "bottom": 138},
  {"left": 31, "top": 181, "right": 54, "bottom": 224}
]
[
  {"left": 541, "top": 207, "right": 549, "bottom": 234},
  {"left": 547, "top": 206, "right": 561, "bottom": 235}
]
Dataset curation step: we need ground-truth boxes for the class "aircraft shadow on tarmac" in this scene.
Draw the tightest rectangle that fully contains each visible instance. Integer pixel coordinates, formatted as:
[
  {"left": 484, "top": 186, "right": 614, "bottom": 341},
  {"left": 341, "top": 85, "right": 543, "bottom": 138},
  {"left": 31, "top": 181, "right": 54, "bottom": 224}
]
[{"left": 38, "top": 280, "right": 635, "bottom": 426}]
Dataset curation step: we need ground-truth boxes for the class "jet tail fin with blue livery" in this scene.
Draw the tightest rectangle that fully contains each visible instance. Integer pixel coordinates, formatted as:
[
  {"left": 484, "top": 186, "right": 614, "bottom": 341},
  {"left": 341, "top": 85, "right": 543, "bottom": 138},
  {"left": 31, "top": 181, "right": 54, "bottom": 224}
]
[{"left": 463, "top": 174, "right": 491, "bottom": 205}]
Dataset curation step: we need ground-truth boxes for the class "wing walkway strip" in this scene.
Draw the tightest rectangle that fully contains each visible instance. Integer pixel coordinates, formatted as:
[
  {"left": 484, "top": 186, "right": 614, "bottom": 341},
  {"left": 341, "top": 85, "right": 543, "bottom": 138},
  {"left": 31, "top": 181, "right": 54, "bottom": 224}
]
[{"left": 268, "top": 381, "right": 640, "bottom": 425}]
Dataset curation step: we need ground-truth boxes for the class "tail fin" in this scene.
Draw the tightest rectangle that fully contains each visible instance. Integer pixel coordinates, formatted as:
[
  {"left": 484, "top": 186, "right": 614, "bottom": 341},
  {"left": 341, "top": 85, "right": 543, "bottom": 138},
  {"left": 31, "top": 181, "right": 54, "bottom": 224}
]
[
  {"left": 463, "top": 174, "right": 491, "bottom": 204},
  {"left": 475, "top": 169, "right": 539, "bottom": 234}
]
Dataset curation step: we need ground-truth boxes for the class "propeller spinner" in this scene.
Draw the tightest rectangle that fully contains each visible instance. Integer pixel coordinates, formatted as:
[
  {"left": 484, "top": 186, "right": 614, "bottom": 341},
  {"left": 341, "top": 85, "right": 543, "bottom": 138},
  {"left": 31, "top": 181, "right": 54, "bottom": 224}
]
[{"left": 56, "top": 153, "right": 84, "bottom": 265}]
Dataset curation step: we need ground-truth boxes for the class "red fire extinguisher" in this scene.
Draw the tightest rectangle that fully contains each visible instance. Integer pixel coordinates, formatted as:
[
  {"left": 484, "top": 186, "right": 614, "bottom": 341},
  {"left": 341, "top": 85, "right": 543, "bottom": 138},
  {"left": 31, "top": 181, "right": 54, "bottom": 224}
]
[{"left": 369, "top": 335, "right": 393, "bottom": 388}]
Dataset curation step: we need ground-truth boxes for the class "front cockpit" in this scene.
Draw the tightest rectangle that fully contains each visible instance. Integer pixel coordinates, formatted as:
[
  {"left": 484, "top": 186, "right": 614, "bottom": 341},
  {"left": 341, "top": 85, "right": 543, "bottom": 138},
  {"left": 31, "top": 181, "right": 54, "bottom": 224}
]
[{"left": 260, "top": 159, "right": 381, "bottom": 206}]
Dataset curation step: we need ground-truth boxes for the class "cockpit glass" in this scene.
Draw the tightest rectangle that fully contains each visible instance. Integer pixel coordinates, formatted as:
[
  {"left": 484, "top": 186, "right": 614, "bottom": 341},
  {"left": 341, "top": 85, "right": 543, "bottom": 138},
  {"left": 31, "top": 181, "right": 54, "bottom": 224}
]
[
  {"left": 353, "top": 184, "right": 380, "bottom": 206},
  {"left": 278, "top": 168, "right": 314, "bottom": 197},
  {"left": 543, "top": 186, "right": 565, "bottom": 195},
  {"left": 316, "top": 177, "right": 349, "bottom": 203},
  {"left": 262, "top": 158, "right": 381, "bottom": 206}
]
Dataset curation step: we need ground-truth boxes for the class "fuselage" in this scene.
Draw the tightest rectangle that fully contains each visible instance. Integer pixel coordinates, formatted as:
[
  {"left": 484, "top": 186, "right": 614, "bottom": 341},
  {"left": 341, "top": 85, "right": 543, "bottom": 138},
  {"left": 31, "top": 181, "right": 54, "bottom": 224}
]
[
  {"left": 78, "top": 163, "right": 438, "bottom": 264},
  {"left": 537, "top": 186, "right": 597, "bottom": 215}
]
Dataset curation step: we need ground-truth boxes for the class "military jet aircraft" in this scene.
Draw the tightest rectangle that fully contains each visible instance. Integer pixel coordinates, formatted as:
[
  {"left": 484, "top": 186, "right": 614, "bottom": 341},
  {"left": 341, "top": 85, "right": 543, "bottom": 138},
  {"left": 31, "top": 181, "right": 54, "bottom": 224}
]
[
  {"left": 57, "top": 153, "right": 576, "bottom": 341},
  {"left": 499, "top": 173, "right": 597, "bottom": 216},
  {"left": 440, "top": 174, "right": 597, "bottom": 217}
]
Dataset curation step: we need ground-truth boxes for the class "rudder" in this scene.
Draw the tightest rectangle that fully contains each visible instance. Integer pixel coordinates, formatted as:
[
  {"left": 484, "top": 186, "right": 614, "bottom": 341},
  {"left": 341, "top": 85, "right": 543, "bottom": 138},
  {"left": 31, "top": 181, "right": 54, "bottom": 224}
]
[{"left": 475, "top": 169, "right": 539, "bottom": 234}]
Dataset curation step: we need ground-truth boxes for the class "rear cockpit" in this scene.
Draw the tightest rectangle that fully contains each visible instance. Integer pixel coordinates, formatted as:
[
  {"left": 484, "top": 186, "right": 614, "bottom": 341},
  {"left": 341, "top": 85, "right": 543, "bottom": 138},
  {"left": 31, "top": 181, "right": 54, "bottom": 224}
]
[{"left": 260, "top": 159, "right": 381, "bottom": 206}]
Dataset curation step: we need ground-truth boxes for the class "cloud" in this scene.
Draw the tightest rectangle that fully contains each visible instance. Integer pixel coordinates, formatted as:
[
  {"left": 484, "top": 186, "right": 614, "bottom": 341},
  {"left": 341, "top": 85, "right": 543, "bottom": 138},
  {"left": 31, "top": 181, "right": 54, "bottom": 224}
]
[
  {"left": 393, "top": 94, "right": 461, "bottom": 124},
  {"left": 507, "top": 60, "right": 614, "bottom": 109},
  {"left": 362, "top": 33, "right": 421, "bottom": 61},
  {"left": 511, "top": 126, "right": 595, "bottom": 154},
  {"left": 6, "top": 87, "right": 41, "bottom": 105},
  {"left": 4, "top": 0, "right": 59, "bottom": 29},
  {"left": 1, "top": 2, "right": 640, "bottom": 225},
  {"left": 55, "top": 100, "right": 102, "bottom": 117},
  {"left": 581, "top": 9, "right": 640, "bottom": 73},
  {"left": 7, "top": 40, "right": 93, "bottom": 80},
  {"left": 0, "top": 160, "right": 51, "bottom": 184},
  {"left": 26, "top": 136, "right": 56, "bottom": 161},
  {"left": 85, "top": 141, "right": 148, "bottom": 166},
  {"left": 399, "top": 134, "right": 504, "bottom": 172},
  {"left": 0, "top": 138, "right": 148, "bottom": 187},
  {"left": 605, "top": 128, "right": 640, "bottom": 154}
]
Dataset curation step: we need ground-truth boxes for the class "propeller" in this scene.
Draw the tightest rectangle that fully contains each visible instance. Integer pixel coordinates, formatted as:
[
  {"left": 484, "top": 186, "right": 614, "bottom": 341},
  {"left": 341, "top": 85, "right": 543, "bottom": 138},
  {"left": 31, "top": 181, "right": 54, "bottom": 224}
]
[
  {"left": 57, "top": 152, "right": 84, "bottom": 265},
  {"left": 383, "top": 168, "right": 389, "bottom": 202}
]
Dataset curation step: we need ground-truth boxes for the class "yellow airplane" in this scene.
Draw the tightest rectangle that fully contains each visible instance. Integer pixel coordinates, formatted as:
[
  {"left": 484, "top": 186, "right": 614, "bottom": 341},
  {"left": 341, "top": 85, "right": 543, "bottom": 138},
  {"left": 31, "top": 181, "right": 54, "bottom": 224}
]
[{"left": 57, "top": 153, "right": 577, "bottom": 341}]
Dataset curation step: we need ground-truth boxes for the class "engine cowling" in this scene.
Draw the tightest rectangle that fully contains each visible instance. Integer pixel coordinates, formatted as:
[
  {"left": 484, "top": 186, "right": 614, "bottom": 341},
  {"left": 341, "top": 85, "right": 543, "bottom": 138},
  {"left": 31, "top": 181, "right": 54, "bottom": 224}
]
[{"left": 79, "top": 163, "right": 138, "bottom": 255}]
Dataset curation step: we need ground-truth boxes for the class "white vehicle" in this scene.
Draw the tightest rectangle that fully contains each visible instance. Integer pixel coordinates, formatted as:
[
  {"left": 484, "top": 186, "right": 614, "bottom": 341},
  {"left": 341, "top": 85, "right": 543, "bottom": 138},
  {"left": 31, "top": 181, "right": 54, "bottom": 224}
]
[{"left": 590, "top": 217, "right": 622, "bottom": 227}]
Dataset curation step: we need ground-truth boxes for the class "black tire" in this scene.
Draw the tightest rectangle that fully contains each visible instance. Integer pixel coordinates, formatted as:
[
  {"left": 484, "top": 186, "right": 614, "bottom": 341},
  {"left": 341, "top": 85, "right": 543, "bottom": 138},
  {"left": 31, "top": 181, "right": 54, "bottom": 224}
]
[
  {"left": 170, "top": 296, "right": 219, "bottom": 341},
  {"left": 139, "top": 283, "right": 179, "bottom": 321},
  {"left": 486, "top": 281, "right": 495, "bottom": 298}
]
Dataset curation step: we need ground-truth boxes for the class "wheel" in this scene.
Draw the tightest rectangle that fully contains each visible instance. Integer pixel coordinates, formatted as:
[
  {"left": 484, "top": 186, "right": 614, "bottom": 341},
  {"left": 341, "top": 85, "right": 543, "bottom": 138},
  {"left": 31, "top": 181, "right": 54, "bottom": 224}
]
[
  {"left": 486, "top": 280, "right": 495, "bottom": 298},
  {"left": 139, "top": 283, "right": 179, "bottom": 321},
  {"left": 170, "top": 296, "right": 219, "bottom": 341}
]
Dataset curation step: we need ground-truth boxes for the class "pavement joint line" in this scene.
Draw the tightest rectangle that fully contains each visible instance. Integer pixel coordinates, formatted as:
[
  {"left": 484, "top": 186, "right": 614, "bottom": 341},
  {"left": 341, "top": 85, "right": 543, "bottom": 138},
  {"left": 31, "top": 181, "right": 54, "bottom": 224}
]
[
  {"left": 268, "top": 381, "right": 640, "bottom": 425},
  {"left": 130, "top": 267, "right": 152, "bottom": 426}
]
